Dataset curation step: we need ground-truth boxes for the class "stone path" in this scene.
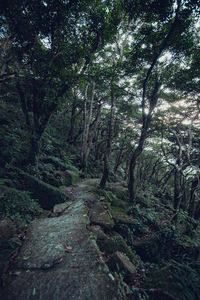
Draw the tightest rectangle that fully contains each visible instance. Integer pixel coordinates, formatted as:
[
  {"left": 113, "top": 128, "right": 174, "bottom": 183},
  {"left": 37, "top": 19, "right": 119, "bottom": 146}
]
[{"left": 1, "top": 180, "right": 118, "bottom": 300}]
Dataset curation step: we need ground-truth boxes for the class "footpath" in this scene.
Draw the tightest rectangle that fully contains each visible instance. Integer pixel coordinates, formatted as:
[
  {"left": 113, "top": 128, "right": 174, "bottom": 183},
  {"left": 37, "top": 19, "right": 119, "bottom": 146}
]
[{"left": 1, "top": 180, "right": 118, "bottom": 300}]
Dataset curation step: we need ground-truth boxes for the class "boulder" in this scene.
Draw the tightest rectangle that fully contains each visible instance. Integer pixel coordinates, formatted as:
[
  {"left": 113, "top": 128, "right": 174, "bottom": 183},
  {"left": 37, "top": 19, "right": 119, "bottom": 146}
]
[
  {"left": 53, "top": 201, "right": 73, "bottom": 215},
  {"left": 132, "top": 234, "right": 158, "bottom": 262},
  {"left": 111, "top": 210, "right": 137, "bottom": 225},
  {"left": 111, "top": 199, "right": 128, "bottom": 209},
  {"left": 5, "top": 166, "right": 68, "bottom": 210},
  {"left": 89, "top": 202, "right": 115, "bottom": 230},
  {"left": 96, "top": 232, "right": 140, "bottom": 265},
  {"left": 62, "top": 170, "right": 80, "bottom": 186},
  {"left": 108, "top": 251, "right": 136, "bottom": 282}
]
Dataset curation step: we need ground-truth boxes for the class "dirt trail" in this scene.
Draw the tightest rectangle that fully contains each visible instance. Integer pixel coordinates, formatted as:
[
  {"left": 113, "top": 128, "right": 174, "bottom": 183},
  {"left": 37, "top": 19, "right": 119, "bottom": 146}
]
[{"left": 1, "top": 179, "right": 118, "bottom": 300}]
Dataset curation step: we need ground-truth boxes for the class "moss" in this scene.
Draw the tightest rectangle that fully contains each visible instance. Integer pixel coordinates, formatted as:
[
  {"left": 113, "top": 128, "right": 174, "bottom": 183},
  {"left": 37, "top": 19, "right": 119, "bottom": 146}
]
[
  {"left": 5, "top": 166, "right": 68, "bottom": 210},
  {"left": 92, "top": 188, "right": 117, "bottom": 203},
  {"left": 108, "top": 186, "right": 129, "bottom": 202},
  {"left": 111, "top": 210, "right": 137, "bottom": 225},
  {"left": 62, "top": 170, "right": 80, "bottom": 186},
  {"left": 89, "top": 201, "right": 115, "bottom": 230},
  {"left": 97, "top": 233, "right": 140, "bottom": 266},
  {"left": 111, "top": 199, "right": 129, "bottom": 210},
  {"left": 23, "top": 173, "right": 67, "bottom": 209}
]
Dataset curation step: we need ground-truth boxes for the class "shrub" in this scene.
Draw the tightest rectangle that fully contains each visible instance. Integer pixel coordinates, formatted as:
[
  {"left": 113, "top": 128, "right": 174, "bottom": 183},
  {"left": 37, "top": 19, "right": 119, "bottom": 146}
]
[{"left": 0, "top": 187, "right": 42, "bottom": 225}]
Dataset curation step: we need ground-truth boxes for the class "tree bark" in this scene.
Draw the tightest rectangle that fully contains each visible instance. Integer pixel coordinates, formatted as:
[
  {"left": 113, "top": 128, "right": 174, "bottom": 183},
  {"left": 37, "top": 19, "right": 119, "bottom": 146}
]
[
  {"left": 188, "top": 177, "right": 199, "bottom": 217},
  {"left": 99, "top": 89, "right": 115, "bottom": 188},
  {"left": 173, "top": 167, "right": 181, "bottom": 210}
]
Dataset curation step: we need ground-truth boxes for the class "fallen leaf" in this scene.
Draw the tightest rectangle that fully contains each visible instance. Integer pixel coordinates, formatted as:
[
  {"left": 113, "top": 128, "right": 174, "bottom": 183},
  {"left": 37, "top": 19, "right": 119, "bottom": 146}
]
[
  {"left": 99, "top": 212, "right": 106, "bottom": 216},
  {"left": 13, "top": 271, "right": 21, "bottom": 276},
  {"left": 53, "top": 257, "right": 63, "bottom": 265},
  {"left": 32, "top": 288, "right": 36, "bottom": 296},
  {"left": 67, "top": 232, "right": 72, "bottom": 234},
  {"left": 64, "top": 244, "right": 72, "bottom": 252},
  {"left": 23, "top": 256, "right": 30, "bottom": 260}
]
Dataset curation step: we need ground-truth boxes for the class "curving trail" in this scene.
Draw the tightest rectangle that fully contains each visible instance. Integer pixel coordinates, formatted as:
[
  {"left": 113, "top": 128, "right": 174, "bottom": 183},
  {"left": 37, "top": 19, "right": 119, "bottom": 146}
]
[{"left": 2, "top": 180, "right": 118, "bottom": 300}]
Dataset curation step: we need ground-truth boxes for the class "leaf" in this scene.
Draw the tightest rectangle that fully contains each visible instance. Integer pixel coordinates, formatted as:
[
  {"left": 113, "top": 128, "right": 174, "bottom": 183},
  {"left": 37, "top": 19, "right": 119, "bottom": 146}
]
[
  {"left": 32, "top": 288, "right": 36, "bottom": 296},
  {"left": 64, "top": 244, "right": 72, "bottom": 252},
  {"left": 13, "top": 271, "right": 21, "bottom": 276},
  {"left": 53, "top": 257, "right": 63, "bottom": 265},
  {"left": 23, "top": 256, "right": 30, "bottom": 260}
]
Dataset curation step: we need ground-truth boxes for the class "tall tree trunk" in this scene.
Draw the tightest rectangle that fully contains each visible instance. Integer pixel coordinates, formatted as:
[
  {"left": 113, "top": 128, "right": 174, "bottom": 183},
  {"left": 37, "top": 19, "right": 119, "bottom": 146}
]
[
  {"left": 128, "top": 130, "right": 147, "bottom": 202},
  {"left": 99, "top": 89, "right": 115, "bottom": 188},
  {"left": 81, "top": 82, "right": 99, "bottom": 175},
  {"left": 114, "top": 146, "right": 124, "bottom": 173},
  {"left": 128, "top": 2, "right": 181, "bottom": 202},
  {"left": 68, "top": 92, "right": 77, "bottom": 144},
  {"left": 173, "top": 167, "right": 181, "bottom": 210},
  {"left": 28, "top": 135, "right": 41, "bottom": 166},
  {"left": 128, "top": 79, "right": 161, "bottom": 202},
  {"left": 188, "top": 177, "right": 199, "bottom": 217}
]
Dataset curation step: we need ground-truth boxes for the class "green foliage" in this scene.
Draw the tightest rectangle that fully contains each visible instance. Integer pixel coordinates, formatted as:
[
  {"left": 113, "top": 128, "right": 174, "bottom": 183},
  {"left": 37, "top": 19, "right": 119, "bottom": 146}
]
[
  {"left": 4, "top": 165, "right": 67, "bottom": 209},
  {"left": 144, "top": 261, "right": 200, "bottom": 300},
  {"left": 156, "top": 226, "right": 179, "bottom": 260},
  {"left": 0, "top": 187, "right": 42, "bottom": 225}
]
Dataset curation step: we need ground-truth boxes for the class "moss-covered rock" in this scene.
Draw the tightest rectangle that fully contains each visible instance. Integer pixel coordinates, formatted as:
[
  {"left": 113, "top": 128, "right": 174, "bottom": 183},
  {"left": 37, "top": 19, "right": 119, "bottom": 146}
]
[
  {"left": 22, "top": 173, "right": 67, "bottom": 209},
  {"left": 89, "top": 202, "right": 115, "bottom": 230},
  {"left": 42, "top": 172, "right": 62, "bottom": 187},
  {"left": 62, "top": 170, "right": 80, "bottom": 186},
  {"left": 111, "top": 209, "right": 137, "bottom": 226},
  {"left": 107, "top": 184, "right": 128, "bottom": 202},
  {"left": 132, "top": 234, "right": 159, "bottom": 262},
  {"left": 97, "top": 232, "right": 140, "bottom": 266},
  {"left": 111, "top": 199, "right": 129, "bottom": 210},
  {"left": 108, "top": 251, "right": 137, "bottom": 283},
  {"left": 4, "top": 166, "right": 68, "bottom": 210}
]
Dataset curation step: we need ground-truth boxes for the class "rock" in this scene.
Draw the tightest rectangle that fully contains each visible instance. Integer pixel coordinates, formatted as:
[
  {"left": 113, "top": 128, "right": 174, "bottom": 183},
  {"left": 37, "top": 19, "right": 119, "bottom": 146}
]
[
  {"left": 1, "top": 199, "right": 118, "bottom": 300},
  {"left": 5, "top": 166, "right": 68, "bottom": 210},
  {"left": 89, "top": 202, "right": 115, "bottom": 230},
  {"left": 97, "top": 233, "right": 140, "bottom": 265},
  {"left": 53, "top": 201, "right": 73, "bottom": 215},
  {"left": 132, "top": 234, "right": 158, "bottom": 262},
  {"left": 89, "top": 225, "right": 108, "bottom": 239},
  {"left": 108, "top": 251, "right": 136, "bottom": 282},
  {"left": 0, "top": 218, "right": 16, "bottom": 246},
  {"left": 62, "top": 170, "right": 80, "bottom": 186},
  {"left": 111, "top": 210, "right": 137, "bottom": 225},
  {"left": 111, "top": 199, "right": 128, "bottom": 209},
  {"left": 107, "top": 184, "right": 128, "bottom": 201}
]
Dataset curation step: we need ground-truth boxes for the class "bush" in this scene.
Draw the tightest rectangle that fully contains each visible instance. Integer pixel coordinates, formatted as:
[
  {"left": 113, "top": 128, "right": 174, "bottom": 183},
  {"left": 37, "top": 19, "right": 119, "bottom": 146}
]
[
  {"left": 144, "top": 261, "right": 200, "bottom": 300},
  {"left": 0, "top": 187, "right": 42, "bottom": 225}
]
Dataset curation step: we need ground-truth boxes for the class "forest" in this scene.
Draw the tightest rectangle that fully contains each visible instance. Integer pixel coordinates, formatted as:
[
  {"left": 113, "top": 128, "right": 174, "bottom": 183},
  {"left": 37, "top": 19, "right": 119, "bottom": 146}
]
[{"left": 1, "top": 0, "right": 200, "bottom": 299}]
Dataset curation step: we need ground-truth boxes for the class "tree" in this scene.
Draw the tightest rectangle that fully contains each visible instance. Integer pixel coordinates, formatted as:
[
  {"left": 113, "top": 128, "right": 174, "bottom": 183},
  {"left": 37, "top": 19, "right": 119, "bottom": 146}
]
[
  {"left": 0, "top": 0, "right": 122, "bottom": 166},
  {"left": 123, "top": 0, "right": 200, "bottom": 202}
]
